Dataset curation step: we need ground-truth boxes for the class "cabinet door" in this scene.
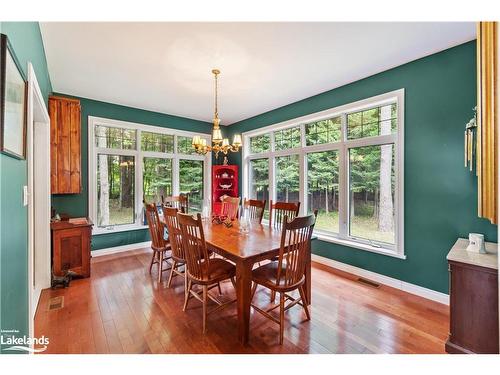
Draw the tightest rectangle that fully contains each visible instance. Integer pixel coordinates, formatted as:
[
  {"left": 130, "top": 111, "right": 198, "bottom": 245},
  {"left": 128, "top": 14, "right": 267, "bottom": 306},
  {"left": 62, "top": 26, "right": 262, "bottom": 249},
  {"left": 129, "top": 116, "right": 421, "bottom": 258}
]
[
  {"left": 53, "top": 227, "right": 90, "bottom": 277},
  {"left": 49, "top": 97, "right": 81, "bottom": 194},
  {"left": 69, "top": 102, "right": 81, "bottom": 192},
  {"left": 449, "top": 262, "right": 499, "bottom": 353}
]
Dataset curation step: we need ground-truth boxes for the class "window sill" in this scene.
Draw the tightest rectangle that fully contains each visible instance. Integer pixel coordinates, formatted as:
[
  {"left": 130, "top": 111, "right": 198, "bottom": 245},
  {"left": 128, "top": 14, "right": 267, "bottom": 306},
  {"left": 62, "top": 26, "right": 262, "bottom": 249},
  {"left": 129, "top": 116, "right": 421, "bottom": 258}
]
[
  {"left": 313, "top": 233, "right": 406, "bottom": 260},
  {"left": 92, "top": 224, "right": 149, "bottom": 236}
]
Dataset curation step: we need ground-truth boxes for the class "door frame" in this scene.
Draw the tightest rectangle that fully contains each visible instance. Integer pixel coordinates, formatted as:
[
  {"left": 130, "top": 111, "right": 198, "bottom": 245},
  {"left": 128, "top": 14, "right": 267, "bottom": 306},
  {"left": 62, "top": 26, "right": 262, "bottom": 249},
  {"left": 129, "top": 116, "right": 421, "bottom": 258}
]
[{"left": 26, "top": 62, "right": 51, "bottom": 340}]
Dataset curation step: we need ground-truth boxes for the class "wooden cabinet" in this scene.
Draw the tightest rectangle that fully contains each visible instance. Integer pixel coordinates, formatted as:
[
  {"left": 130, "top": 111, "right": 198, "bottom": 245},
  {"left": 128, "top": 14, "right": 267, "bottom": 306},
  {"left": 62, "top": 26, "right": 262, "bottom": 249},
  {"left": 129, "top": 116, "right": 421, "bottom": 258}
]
[
  {"left": 446, "top": 239, "right": 499, "bottom": 354},
  {"left": 212, "top": 165, "right": 238, "bottom": 215},
  {"left": 49, "top": 96, "right": 82, "bottom": 194},
  {"left": 51, "top": 219, "right": 92, "bottom": 278}
]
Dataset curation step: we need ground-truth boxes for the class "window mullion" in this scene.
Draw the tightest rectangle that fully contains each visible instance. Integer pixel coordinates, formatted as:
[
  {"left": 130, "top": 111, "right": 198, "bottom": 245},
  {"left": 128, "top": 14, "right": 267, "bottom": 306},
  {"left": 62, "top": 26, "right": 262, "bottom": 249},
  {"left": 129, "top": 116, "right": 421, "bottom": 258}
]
[
  {"left": 269, "top": 132, "right": 276, "bottom": 204},
  {"left": 173, "top": 156, "right": 180, "bottom": 195},
  {"left": 299, "top": 151, "right": 306, "bottom": 216},
  {"left": 269, "top": 156, "right": 275, "bottom": 204},
  {"left": 339, "top": 113, "right": 348, "bottom": 239},
  {"left": 136, "top": 129, "right": 142, "bottom": 225},
  {"left": 299, "top": 124, "right": 307, "bottom": 215}
]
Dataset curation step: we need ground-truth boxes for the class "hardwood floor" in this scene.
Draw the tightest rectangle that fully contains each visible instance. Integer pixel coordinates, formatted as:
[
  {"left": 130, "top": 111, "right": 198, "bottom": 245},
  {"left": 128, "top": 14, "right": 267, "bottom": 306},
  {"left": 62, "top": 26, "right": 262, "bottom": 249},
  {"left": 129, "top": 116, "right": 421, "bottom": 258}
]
[{"left": 35, "top": 248, "right": 449, "bottom": 354}]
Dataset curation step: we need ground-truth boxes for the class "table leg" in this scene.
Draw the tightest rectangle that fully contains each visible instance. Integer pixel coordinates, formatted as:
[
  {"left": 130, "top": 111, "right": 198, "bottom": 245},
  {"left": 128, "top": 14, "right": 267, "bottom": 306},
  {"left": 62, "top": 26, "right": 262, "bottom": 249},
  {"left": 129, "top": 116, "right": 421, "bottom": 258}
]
[
  {"left": 304, "top": 250, "right": 311, "bottom": 305},
  {"left": 236, "top": 260, "right": 253, "bottom": 344}
]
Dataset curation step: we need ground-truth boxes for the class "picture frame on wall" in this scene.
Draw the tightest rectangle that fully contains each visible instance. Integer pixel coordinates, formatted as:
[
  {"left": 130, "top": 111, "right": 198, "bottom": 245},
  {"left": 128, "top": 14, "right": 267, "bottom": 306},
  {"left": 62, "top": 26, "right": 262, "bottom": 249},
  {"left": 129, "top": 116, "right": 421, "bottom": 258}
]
[{"left": 0, "top": 33, "right": 27, "bottom": 159}]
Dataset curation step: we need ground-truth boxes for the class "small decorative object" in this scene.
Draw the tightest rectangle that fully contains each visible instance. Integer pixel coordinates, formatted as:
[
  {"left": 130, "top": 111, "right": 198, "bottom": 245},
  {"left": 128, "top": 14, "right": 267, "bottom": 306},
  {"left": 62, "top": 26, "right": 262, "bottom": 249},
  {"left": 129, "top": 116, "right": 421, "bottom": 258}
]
[
  {"left": 222, "top": 216, "right": 233, "bottom": 228},
  {"left": 221, "top": 172, "right": 229, "bottom": 179},
  {"left": 466, "top": 233, "right": 487, "bottom": 254},
  {"left": 0, "top": 34, "right": 27, "bottom": 159},
  {"left": 219, "top": 183, "right": 232, "bottom": 189},
  {"left": 239, "top": 213, "right": 250, "bottom": 235},
  {"left": 201, "top": 199, "right": 211, "bottom": 222},
  {"left": 51, "top": 269, "right": 83, "bottom": 289},
  {"left": 223, "top": 156, "right": 229, "bottom": 165},
  {"left": 464, "top": 106, "right": 477, "bottom": 173}
]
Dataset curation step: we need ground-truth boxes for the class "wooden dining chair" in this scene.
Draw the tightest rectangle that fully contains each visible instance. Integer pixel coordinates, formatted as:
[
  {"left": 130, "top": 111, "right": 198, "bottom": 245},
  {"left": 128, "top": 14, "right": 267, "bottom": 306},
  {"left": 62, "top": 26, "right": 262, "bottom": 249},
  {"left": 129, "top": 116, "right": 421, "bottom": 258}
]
[
  {"left": 242, "top": 198, "right": 266, "bottom": 223},
  {"left": 162, "top": 206, "right": 187, "bottom": 294},
  {"left": 250, "top": 212, "right": 317, "bottom": 344},
  {"left": 177, "top": 212, "right": 237, "bottom": 333},
  {"left": 221, "top": 196, "right": 240, "bottom": 221},
  {"left": 269, "top": 200, "right": 301, "bottom": 229},
  {"left": 144, "top": 202, "right": 172, "bottom": 283},
  {"left": 162, "top": 194, "right": 189, "bottom": 213}
]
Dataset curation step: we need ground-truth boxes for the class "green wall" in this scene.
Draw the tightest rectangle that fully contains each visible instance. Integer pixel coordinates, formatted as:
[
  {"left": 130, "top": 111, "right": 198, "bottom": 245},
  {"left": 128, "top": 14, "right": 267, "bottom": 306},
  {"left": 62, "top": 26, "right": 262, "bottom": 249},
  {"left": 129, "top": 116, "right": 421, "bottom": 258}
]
[
  {"left": 50, "top": 94, "right": 212, "bottom": 250},
  {"left": 0, "top": 22, "right": 52, "bottom": 349},
  {"left": 0, "top": 25, "right": 496, "bottom": 346},
  {"left": 226, "top": 41, "right": 497, "bottom": 294}
]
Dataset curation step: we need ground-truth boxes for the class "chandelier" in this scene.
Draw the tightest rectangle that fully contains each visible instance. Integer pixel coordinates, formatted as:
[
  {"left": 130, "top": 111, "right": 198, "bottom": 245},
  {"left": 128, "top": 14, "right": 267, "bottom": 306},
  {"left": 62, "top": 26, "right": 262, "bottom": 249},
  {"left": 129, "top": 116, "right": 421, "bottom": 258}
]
[{"left": 192, "top": 69, "right": 242, "bottom": 158}]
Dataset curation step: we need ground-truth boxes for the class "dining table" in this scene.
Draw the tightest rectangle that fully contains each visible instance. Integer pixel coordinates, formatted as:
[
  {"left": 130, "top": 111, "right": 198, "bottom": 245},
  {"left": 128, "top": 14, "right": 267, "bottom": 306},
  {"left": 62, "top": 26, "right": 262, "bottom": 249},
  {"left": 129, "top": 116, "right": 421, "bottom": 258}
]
[{"left": 202, "top": 219, "right": 312, "bottom": 345}]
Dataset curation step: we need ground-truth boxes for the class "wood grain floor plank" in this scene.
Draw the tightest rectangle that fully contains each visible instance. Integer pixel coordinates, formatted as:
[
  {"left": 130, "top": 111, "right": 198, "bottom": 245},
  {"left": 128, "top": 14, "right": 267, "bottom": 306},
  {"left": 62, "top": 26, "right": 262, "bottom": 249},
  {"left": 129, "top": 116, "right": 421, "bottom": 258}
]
[{"left": 35, "top": 248, "right": 449, "bottom": 354}]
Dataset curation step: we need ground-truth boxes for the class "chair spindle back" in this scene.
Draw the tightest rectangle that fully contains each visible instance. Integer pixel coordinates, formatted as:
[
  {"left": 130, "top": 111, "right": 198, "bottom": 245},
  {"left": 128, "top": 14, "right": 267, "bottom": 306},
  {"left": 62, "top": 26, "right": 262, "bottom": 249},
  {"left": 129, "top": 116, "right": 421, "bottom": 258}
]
[
  {"left": 177, "top": 213, "right": 210, "bottom": 281},
  {"left": 276, "top": 212, "right": 316, "bottom": 288},
  {"left": 144, "top": 203, "right": 168, "bottom": 251},
  {"left": 162, "top": 194, "right": 189, "bottom": 213},
  {"left": 269, "top": 200, "right": 301, "bottom": 230},
  {"left": 242, "top": 198, "right": 266, "bottom": 223},
  {"left": 162, "top": 206, "right": 185, "bottom": 261},
  {"left": 221, "top": 196, "right": 240, "bottom": 220}
]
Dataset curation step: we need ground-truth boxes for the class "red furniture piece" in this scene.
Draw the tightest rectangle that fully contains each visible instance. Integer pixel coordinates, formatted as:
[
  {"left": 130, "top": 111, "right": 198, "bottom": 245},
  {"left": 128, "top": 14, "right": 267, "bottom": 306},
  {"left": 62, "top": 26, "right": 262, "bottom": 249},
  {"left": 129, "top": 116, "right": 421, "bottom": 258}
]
[{"left": 212, "top": 165, "right": 238, "bottom": 216}]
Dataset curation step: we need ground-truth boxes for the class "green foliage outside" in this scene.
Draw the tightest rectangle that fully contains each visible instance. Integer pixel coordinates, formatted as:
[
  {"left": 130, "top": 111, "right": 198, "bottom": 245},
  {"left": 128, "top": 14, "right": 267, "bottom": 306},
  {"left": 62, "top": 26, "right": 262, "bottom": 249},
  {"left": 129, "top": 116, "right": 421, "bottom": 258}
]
[
  {"left": 179, "top": 159, "right": 204, "bottom": 212},
  {"left": 247, "top": 105, "right": 396, "bottom": 244},
  {"left": 143, "top": 157, "right": 173, "bottom": 203}
]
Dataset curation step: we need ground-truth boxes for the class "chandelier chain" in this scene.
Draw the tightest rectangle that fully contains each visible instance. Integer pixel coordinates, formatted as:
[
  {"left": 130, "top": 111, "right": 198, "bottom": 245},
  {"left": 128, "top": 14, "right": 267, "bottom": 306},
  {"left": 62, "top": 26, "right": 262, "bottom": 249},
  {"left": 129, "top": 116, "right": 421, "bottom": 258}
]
[{"left": 214, "top": 70, "right": 218, "bottom": 121}]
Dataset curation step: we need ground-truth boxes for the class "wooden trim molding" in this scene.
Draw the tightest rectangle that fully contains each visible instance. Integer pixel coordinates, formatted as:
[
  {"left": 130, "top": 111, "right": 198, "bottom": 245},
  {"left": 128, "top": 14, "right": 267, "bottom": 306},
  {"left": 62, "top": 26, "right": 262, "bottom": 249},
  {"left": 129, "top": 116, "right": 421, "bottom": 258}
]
[{"left": 477, "top": 21, "right": 498, "bottom": 224}]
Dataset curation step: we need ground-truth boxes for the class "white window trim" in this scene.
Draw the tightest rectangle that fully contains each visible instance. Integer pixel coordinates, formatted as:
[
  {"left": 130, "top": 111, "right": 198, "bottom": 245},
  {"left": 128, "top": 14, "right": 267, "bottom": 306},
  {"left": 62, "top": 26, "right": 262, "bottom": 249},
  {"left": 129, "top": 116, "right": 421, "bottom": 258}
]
[
  {"left": 242, "top": 89, "right": 405, "bottom": 259},
  {"left": 88, "top": 116, "right": 212, "bottom": 235}
]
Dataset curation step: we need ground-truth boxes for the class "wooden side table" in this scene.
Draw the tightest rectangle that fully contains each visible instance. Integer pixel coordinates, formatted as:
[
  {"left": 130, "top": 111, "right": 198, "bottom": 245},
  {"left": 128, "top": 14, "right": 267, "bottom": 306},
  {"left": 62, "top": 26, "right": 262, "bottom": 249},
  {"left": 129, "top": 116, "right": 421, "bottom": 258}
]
[
  {"left": 50, "top": 218, "right": 93, "bottom": 278},
  {"left": 446, "top": 238, "right": 498, "bottom": 354}
]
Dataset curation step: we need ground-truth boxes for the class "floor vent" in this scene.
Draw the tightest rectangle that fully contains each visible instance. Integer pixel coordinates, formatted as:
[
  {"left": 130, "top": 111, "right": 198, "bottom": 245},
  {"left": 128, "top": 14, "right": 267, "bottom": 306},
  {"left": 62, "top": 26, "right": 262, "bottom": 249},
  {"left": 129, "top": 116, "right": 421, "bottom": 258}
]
[
  {"left": 357, "top": 277, "right": 380, "bottom": 288},
  {"left": 48, "top": 296, "right": 64, "bottom": 311}
]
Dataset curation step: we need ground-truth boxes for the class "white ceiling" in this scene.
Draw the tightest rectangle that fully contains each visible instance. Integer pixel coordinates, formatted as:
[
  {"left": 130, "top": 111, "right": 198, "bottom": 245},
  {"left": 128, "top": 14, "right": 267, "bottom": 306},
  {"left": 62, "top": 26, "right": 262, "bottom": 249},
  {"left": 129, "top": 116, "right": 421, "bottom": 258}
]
[{"left": 40, "top": 22, "right": 475, "bottom": 125}]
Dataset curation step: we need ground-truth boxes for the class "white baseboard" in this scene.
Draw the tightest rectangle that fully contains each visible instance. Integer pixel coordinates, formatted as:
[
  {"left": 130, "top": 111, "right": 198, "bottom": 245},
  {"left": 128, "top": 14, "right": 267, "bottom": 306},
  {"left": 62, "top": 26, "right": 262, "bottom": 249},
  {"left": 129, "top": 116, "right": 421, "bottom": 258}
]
[
  {"left": 92, "top": 241, "right": 152, "bottom": 257},
  {"left": 311, "top": 254, "right": 449, "bottom": 305}
]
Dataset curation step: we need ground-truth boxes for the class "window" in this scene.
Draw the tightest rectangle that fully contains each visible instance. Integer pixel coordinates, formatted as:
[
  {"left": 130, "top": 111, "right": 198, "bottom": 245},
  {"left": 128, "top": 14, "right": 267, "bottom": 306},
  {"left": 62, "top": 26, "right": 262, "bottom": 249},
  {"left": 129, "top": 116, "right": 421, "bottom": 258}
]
[
  {"left": 274, "top": 126, "right": 301, "bottom": 150},
  {"left": 177, "top": 136, "right": 196, "bottom": 155},
  {"left": 179, "top": 159, "right": 204, "bottom": 213},
  {"left": 249, "top": 158, "right": 269, "bottom": 203},
  {"left": 89, "top": 117, "right": 210, "bottom": 233},
  {"left": 243, "top": 89, "right": 404, "bottom": 258},
  {"left": 250, "top": 134, "right": 271, "bottom": 153},
  {"left": 143, "top": 157, "right": 173, "bottom": 203},
  {"left": 347, "top": 103, "right": 397, "bottom": 139},
  {"left": 305, "top": 117, "right": 341, "bottom": 145},
  {"left": 248, "top": 158, "right": 270, "bottom": 218},
  {"left": 141, "top": 131, "right": 174, "bottom": 153},
  {"left": 349, "top": 144, "right": 395, "bottom": 244},
  {"left": 97, "top": 154, "right": 135, "bottom": 227},
  {"left": 276, "top": 154, "right": 299, "bottom": 202},
  {"left": 95, "top": 125, "right": 136, "bottom": 149},
  {"left": 307, "top": 151, "right": 339, "bottom": 233}
]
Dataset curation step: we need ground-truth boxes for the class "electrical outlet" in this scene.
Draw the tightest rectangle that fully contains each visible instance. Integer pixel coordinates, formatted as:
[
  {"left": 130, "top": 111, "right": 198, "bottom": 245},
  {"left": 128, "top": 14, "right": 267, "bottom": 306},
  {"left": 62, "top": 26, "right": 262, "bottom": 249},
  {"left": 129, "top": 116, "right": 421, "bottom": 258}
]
[{"left": 23, "top": 185, "right": 29, "bottom": 206}]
